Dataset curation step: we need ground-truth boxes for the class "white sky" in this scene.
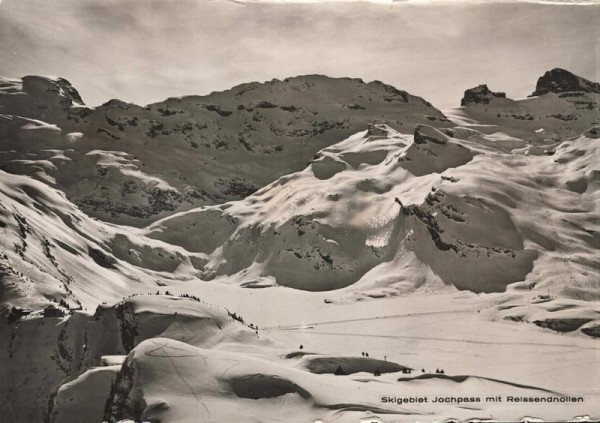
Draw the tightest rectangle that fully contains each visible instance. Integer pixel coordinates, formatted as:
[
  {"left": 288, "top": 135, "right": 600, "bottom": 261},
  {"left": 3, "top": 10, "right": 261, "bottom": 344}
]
[{"left": 0, "top": 0, "right": 598, "bottom": 110}]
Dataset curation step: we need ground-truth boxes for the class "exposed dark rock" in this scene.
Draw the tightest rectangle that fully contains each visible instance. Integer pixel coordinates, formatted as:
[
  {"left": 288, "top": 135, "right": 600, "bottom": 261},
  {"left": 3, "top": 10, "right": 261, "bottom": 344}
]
[
  {"left": 403, "top": 204, "right": 458, "bottom": 253},
  {"left": 88, "top": 247, "right": 117, "bottom": 269},
  {"left": 22, "top": 75, "right": 85, "bottom": 107},
  {"left": 366, "top": 123, "right": 388, "bottom": 137},
  {"left": 203, "top": 104, "right": 233, "bottom": 116},
  {"left": 279, "top": 105, "right": 299, "bottom": 112},
  {"left": 583, "top": 126, "right": 600, "bottom": 139},
  {"left": 580, "top": 323, "right": 600, "bottom": 338},
  {"left": 231, "top": 374, "right": 312, "bottom": 399},
  {"left": 531, "top": 68, "right": 600, "bottom": 97},
  {"left": 550, "top": 113, "right": 578, "bottom": 121},
  {"left": 114, "top": 302, "right": 139, "bottom": 353},
  {"left": 214, "top": 177, "right": 258, "bottom": 197},
  {"left": 43, "top": 305, "right": 66, "bottom": 318},
  {"left": 345, "top": 104, "right": 365, "bottom": 110},
  {"left": 103, "top": 358, "right": 146, "bottom": 423},
  {"left": 533, "top": 318, "right": 592, "bottom": 333},
  {"left": 6, "top": 306, "right": 31, "bottom": 324},
  {"left": 255, "top": 101, "right": 278, "bottom": 109},
  {"left": 413, "top": 125, "right": 449, "bottom": 145},
  {"left": 461, "top": 84, "right": 506, "bottom": 106}
]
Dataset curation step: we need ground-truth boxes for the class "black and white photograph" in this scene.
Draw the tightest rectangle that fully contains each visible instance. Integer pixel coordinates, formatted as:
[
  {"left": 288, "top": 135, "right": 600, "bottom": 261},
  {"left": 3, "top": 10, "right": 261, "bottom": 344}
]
[{"left": 0, "top": 0, "right": 599, "bottom": 422}]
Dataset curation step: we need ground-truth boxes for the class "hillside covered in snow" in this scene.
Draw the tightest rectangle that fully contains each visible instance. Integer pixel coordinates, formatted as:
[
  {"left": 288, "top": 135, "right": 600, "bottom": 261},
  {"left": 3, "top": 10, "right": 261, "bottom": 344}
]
[
  {"left": 0, "top": 68, "right": 599, "bottom": 423},
  {"left": 0, "top": 74, "right": 448, "bottom": 226}
]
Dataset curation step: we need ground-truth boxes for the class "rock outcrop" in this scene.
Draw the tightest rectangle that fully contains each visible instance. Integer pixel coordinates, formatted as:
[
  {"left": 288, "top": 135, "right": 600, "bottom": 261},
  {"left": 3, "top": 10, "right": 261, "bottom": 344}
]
[
  {"left": 531, "top": 68, "right": 600, "bottom": 97},
  {"left": 461, "top": 84, "right": 506, "bottom": 106},
  {"left": 0, "top": 75, "right": 85, "bottom": 122}
]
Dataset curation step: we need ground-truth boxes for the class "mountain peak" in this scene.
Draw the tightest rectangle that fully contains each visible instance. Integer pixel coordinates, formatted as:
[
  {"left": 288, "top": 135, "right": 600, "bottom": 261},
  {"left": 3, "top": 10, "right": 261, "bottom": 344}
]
[
  {"left": 460, "top": 84, "right": 506, "bottom": 106},
  {"left": 21, "top": 75, "right": 85, "bottom": 106},
  {"left": 531, "top": 68, "right": 600, "bottom": 97},
  {"left": 0, "top": 75, "right": 86, "bottom": 122}
]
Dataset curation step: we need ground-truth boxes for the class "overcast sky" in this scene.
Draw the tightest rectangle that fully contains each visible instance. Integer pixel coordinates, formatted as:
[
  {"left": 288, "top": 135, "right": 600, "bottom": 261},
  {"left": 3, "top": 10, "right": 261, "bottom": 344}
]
[{"left": 0, "top": 0, "right": 598, "bottom": 110}]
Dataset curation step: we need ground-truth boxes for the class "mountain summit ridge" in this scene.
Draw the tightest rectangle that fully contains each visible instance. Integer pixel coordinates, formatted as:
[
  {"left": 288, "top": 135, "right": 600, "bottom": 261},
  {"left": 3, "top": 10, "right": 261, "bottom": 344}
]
[
  {"left": 531, "top": 68, "right": 600, "bottom": 97},
  {"left": 0, "top": 73, "right": 449, "bottom": 226}
]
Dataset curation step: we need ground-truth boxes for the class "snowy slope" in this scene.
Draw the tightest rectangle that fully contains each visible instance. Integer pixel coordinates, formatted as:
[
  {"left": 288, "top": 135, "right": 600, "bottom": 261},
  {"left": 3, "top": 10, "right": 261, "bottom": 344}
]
[
  {"left": 0, "top": 170, "right": 205, "bottom": 314},
  {"left": 146, "top": 123, "right": 598, "bottom": 301}
]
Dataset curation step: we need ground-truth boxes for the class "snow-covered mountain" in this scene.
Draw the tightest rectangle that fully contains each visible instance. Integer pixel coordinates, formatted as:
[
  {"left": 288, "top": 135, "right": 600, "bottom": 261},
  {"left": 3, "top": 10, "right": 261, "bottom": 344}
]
[
  {"left": 1, "top": 69, "right": 599, "bottom": 423},
  {"left": 145, "top": 123, "right": 598, "bottom": 298},
  {"left": 0, "top": 75, "right": 448, "bottom": 226}
]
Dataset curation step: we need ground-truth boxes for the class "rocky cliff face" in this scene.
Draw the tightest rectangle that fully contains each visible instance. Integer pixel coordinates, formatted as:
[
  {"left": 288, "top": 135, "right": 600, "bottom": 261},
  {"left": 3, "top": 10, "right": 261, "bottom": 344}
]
[
  {"left": 531, "top": 68, "right": 600, "bottom": 97},
  {"left": 460, "top": 84, "right": 506, "bottom": 106},
  {"left": 0, "top": 74, "right": 449, "bottom": 226},
  {"left": 0, "top": 75, "right": 85, "bottom": 122}
]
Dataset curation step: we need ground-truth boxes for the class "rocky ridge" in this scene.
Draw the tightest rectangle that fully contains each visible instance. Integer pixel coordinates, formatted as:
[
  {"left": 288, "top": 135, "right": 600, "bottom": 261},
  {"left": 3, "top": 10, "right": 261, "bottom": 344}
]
[{"left": 531, "top": 68, "right": 600, "bottom": 97}]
